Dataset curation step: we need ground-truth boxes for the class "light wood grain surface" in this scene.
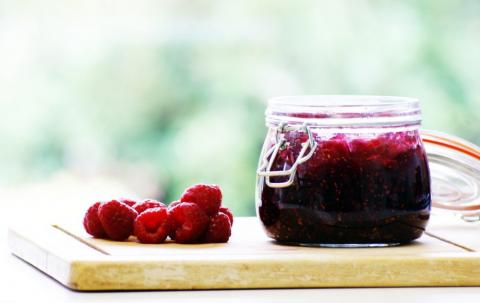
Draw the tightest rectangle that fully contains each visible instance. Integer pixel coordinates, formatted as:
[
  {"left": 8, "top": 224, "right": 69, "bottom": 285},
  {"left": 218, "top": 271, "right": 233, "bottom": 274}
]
[
  {"left": 3, "top": 178, "right": 480, "bottom": 301},
  {"left": 8, "top": 215, "right": 480, "bottom": 291}
]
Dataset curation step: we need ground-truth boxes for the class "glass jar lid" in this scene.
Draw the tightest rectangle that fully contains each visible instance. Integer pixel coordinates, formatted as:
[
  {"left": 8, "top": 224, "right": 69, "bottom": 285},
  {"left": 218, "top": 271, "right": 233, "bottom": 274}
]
[{"left": 422, "top": 129, "right": 480, "bottom": 221}]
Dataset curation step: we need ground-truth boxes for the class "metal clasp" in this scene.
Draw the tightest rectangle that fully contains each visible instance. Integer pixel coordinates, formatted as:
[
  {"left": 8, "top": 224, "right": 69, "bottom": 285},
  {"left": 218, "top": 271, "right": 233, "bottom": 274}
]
[{"left": 257, "top": 122, "right": 317, "bottom": 188}]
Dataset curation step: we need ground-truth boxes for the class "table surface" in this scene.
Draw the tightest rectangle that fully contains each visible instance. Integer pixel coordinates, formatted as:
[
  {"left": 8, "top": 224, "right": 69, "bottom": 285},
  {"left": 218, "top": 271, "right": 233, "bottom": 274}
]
[{"left": 2, "top": 180, "right": 480, "bottom": 302}]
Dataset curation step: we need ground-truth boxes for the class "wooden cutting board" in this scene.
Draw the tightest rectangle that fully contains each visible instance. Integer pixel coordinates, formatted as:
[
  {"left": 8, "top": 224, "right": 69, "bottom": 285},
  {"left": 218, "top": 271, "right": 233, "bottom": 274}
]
[{"left": 7, "top": 216, "right": 480, "bottom": 290}]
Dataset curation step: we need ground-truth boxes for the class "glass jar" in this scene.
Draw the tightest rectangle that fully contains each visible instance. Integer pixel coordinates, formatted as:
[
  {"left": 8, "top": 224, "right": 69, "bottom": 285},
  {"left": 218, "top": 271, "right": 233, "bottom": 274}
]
[{"left": 256, "top": 96, "right": 431, "bottom": 247}]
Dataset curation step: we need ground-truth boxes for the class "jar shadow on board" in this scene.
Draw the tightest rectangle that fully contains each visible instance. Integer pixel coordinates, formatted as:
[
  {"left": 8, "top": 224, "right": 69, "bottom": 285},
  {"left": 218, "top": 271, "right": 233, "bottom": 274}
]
[{"left": 256, "top": 96, "right": 431, "bottom": 247}]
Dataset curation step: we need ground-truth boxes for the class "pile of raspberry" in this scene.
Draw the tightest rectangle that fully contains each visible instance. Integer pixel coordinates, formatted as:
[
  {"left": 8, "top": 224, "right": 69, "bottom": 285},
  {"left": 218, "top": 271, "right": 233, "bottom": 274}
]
[{"left": 83, "top": 184, "right": 233, "bottom": 244}]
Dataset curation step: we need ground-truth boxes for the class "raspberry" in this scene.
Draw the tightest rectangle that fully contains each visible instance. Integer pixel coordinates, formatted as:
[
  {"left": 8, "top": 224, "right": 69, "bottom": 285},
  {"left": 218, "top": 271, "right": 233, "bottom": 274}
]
[
  {"left": 98, "top": 200, "right": 138, "bottom": 241},
  {"left": 118, "top": 198, "right": 137, "bottom": 207},
  {"left": 133, "top": 207, "right": 170, "bottom": 244},
  {"left": 219, "top": 207, "right": 234, "bottom": 225},
  {"left": 167, "top": 202, "right": 209, "bottom": 243},
  {"left": 180, "top": 184, "right": 222, "bottom": 216},
  {"left": 133, "top": 199, "right": 166, "bottom": 214},
  {"left": 168, "top": 200, "right": 181, "bottom": 210},
  {"left": 83, "top": 202, "right": 107, "bottom": 238},
  {"left": 203, "top": 212, "right": 232, "bottom": 243}
]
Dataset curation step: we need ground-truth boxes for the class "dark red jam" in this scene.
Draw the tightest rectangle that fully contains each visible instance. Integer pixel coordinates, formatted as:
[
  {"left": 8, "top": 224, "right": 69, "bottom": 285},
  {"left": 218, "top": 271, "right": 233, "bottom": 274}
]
[{"left": 257, "top": 130, "right": 431, "bottom": 245}]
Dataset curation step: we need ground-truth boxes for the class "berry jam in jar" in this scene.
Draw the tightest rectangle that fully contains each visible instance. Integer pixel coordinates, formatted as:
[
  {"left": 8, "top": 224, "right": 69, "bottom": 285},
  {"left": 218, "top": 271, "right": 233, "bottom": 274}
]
[{"left": 256, "top": 96, "right": 431, "bottom": 247}]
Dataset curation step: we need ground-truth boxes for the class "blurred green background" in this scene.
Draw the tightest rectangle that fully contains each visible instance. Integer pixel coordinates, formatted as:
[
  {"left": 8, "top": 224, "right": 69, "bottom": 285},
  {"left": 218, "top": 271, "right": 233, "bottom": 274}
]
[{"left": 1, "top": 0, "right": 479, "bottom": 216}]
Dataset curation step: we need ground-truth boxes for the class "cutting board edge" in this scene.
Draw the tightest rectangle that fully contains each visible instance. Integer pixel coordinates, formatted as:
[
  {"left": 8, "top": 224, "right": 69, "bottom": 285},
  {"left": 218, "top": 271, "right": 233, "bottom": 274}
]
[
  {"left": 8, "top": 228, "right": 77, "bottom": 289},
  {"left": 67, "top": 255, "right": 480, "bottom": 290}
]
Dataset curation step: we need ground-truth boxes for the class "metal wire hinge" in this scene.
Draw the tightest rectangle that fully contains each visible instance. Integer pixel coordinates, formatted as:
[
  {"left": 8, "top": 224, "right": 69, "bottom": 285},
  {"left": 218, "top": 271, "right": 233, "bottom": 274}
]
[{"left": 257, "top": 123, "right": 317, "bottom": 188}]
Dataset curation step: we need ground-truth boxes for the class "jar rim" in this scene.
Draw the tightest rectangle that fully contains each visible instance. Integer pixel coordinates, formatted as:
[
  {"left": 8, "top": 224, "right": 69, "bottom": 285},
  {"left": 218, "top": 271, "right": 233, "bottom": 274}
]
[
  {"left": 269, "top": 95, "right": 419, "bottom": 107},
  {"left": 266, "top": 95, "right": 422, "bottom": 128}
]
